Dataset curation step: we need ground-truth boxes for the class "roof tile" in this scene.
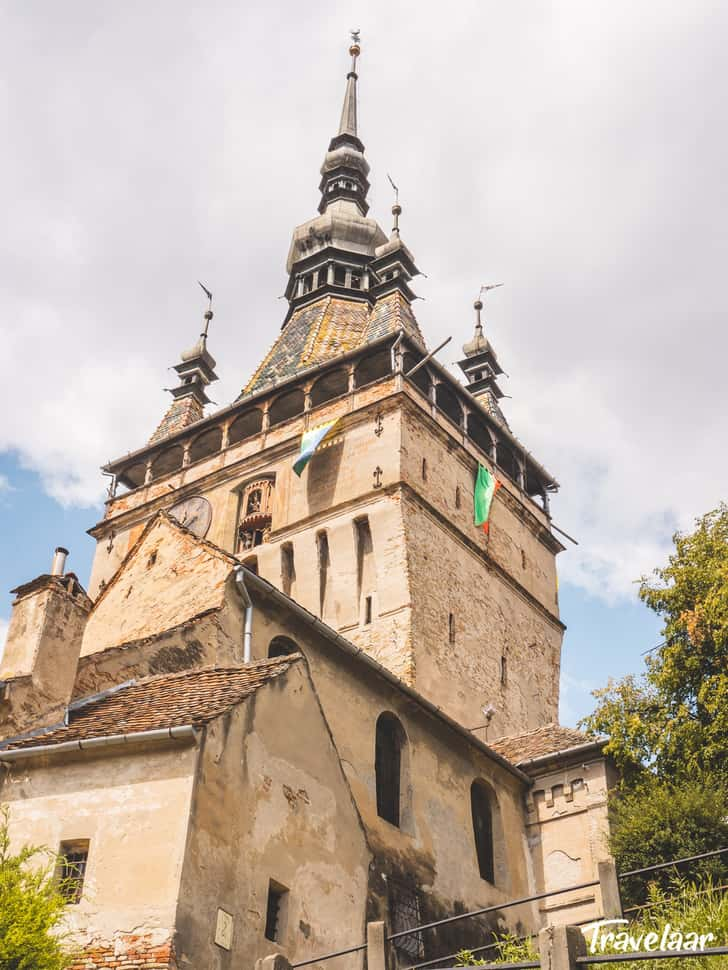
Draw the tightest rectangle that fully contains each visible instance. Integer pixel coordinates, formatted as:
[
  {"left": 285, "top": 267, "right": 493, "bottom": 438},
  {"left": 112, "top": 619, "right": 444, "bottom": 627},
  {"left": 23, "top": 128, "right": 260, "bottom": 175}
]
[{"left": 489, "top": 723, "right": 603, "bottom": 765}]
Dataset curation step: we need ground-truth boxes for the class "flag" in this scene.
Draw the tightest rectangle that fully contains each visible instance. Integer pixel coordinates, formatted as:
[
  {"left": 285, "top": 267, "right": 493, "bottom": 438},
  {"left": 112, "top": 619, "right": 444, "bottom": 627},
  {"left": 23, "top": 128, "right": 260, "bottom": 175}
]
[
  {"left": 293, "top": 418, "right": 340, "bottom": 477},
  {"left": 474, "top": 463, "right": 502, "bottom": 534}
]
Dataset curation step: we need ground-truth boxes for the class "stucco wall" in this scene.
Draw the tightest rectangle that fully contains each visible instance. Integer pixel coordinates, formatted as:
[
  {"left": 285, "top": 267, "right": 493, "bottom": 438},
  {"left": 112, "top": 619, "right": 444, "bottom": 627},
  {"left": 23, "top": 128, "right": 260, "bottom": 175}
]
[
  {"left": 174, "top": 661, "right": 371, "bottom": 970},
  {"left": 0, "top": 741, "right": 197, "bottom": 959}
]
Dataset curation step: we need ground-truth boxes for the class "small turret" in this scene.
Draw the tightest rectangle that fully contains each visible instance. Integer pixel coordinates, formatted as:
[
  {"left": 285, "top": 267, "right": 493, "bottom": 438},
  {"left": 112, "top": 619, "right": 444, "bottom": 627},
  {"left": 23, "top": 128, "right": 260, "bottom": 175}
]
[{"left": 458, "top": 289, "right": 509, "bottom": 426}]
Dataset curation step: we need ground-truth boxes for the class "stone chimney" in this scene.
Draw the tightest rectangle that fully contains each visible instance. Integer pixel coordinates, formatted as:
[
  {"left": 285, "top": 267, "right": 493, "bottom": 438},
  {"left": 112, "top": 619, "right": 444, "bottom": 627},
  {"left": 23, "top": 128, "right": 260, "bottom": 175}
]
[{"left": 0, "top": 553, "right": 92, "bottom": 738}]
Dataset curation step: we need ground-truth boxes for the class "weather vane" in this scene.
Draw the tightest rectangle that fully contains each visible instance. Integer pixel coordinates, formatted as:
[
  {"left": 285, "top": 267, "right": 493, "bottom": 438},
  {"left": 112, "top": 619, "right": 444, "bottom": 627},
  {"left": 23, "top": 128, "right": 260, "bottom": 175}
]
[
  {"left": 198, "top": 281, "right": 213, "bottom": 337},
  {"left": 350, "top": 28, "right": 361, "bottom": 45},
  {"left": 387, "top": 173, "right": 400, "bottom": 204},
  {"left": 478, "top": 283, "right": 504, "bottom": 301}
]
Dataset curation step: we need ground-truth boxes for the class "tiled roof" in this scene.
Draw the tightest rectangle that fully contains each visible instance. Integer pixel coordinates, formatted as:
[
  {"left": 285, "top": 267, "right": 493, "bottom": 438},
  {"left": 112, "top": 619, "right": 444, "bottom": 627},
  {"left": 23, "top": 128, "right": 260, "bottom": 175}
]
[
  {"left": 1, "top": 657, "right": 300, "bottom": 750},
  {"left": 243, "top": 291, "right": 425, "bottom": 395},
  {"left": 489, "top": 723, "right": 604, "bottom": 765},
  {"left": 149, "top": 395, "right": 205, "bottom": 444}
]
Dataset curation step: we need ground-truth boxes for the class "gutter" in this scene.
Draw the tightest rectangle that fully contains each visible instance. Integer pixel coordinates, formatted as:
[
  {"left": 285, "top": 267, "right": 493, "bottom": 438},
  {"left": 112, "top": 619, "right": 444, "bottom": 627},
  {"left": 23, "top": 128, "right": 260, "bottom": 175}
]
[
  {"left": 240, "top": 568, "right": 531, "bottom": 785},
  {"left": 0, "top": 725, "right": 199, "bottom": 763},
  {"left": 514, "top": 739, "right": 607, "bottom": 773}
]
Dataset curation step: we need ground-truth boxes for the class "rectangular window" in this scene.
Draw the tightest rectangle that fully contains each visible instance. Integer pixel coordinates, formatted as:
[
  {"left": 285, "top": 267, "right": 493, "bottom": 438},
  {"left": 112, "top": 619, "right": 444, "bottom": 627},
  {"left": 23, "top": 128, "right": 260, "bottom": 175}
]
[
  {"left": 354, "top": 516, "right": 375, "bottom": 623},
  {"left": 389, "top": 880, "right": 424, "bottom": 959},
  {"left": 500, "top": 655, "right": 508, "bottom": 686},
  {"left": 448, "top": 612, "right": 455, "bottom": 644},
  {"left": 364, "top": 595, "right": 373, "bottom": 625},
  {"left": 264, "top": 881, "right": 288, "bottom": 942},
  {"left": 57, "top": 840, "right": 89, "bottom": 905}
]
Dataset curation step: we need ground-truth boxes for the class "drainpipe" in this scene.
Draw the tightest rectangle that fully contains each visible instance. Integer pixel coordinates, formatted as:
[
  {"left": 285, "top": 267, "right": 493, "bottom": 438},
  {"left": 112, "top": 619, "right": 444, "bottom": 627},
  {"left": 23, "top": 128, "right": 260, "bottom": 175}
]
[{"left": 234, "top": 566, "right": 254, "bottom": 663}]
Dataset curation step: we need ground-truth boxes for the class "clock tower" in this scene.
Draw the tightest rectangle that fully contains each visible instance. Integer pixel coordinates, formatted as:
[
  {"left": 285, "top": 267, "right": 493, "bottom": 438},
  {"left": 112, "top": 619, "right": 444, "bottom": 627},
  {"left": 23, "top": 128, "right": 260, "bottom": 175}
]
[{"left": 86, "top": 38, "right": 564, "bottom": 739}]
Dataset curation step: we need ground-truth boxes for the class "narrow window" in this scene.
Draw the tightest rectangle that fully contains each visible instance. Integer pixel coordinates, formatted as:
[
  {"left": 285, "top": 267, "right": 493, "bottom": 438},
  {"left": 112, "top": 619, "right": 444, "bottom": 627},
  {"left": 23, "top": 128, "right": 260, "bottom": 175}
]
[
  {"left": 355, "top": 516, "right": 375, "bottom": 621},
  {"left": 421, "top": 457, "right": 427, "bottom": 481},
  {"left": 281, "top": 542, "right": 295, "bottom": 597},
  {"left": 264, "top": 880, "right": 288, "bottom": 942},
  {"left": 334, "top": 265, "right": 346, "bottom": 286},
  {"left": 375, "top": 713, "right": 403, "bottom": 827},
  {"left": 364, "top": 595, "right": 373, "bottom": 625},
  {"left": 455, "top": 485, "right": 461, "bottom": 509},
  {"left": 471, "top": 782, "right": 495, "bottom": 883},
  {"left": 351, "top": 272, "right": 361, "bottom": 290},
  {"left": 448, "top": 612, "right": 456, "bottom": 644},
  {"left": 500, "top": 655, "right": 508, "bottom": 686},
  {"left": 521, "top": 549, "right": 527, "bottom": 570},
  {"left": 317, "top": 531, "right": 330, "bottom": 618},
  {"left": 57, "top": 840, "right": 90, "bottom": 905}
]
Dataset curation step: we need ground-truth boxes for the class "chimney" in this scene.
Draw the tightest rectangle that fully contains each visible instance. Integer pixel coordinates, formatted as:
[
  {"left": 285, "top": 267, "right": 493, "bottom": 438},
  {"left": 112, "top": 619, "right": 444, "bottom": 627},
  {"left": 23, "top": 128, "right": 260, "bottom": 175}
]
[{"left": 51, "top": 546, "right": 69, "bottom": 576}]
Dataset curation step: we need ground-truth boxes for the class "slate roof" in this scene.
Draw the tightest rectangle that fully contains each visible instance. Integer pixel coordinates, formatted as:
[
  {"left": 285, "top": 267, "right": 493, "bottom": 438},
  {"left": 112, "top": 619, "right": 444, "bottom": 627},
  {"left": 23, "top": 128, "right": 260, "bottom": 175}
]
[
  {"left": 489, "top": 723, "right": 604, "bottom": 766},
  {"left": 244, "top": 291, "right": 425, "bottom": 395},
  {"left": 1, "top": 657, "right": 300, "bottom": 751}
]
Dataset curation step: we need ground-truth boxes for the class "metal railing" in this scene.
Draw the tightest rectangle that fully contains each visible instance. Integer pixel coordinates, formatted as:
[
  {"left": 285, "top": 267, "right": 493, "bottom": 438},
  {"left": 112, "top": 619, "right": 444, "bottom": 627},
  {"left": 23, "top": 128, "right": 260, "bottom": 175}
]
[{"left": 289, "top": 847, "right": 728, "bottom": 969}]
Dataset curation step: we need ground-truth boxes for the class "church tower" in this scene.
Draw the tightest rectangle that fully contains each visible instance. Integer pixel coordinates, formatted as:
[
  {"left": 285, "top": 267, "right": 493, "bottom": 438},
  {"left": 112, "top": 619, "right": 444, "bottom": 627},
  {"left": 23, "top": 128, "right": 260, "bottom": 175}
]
[{"left": 88, "top": 38, "right": 564, "bottom": 738}]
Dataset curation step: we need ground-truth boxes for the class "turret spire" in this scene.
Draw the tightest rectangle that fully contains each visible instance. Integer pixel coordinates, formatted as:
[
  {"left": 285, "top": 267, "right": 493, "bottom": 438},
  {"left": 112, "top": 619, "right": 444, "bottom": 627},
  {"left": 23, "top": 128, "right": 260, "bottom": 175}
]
[{"left": 458, "top": 286, "right": 508, "bottom": 426}]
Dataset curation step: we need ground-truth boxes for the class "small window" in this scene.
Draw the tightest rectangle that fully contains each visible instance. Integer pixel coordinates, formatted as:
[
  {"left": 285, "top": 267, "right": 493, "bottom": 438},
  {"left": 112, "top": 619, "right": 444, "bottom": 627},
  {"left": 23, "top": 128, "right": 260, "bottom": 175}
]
[
  {"left": 455, "top": 485, "right": 461, "bottom": 509},
  {"left": 57, "top": 840, "right": 90, "bottom": 905},
  {"left": 448, "top": 613, "right": 455, "bottom": 645},
  {"left": 375, "top": 713, "right": 404, "bottom": 827},
  {"left": 521, "top": 549, "right": 527, "bottom": 570},
  {"left": 389, "top": 880, "right": 424, "bottom": 959},
  {"left": 264, "top": 880, "right": 288, "bottom": 942},
  {"left": 317, "top": 531, "right": 330, "bottom": 617},
  {"left": 471, "top": 782, "right": 495, "bottom": 883},
  {"left": 500, "top": 655, "right": 508, "bottom": 687},
  {"left": 364, "top": 595, "right": 373, "bottom": 625},
  {"left": 421, "top": 457, "right": 427, "bottom": 481},
  {"left": 268, "top": 636, "right": 298, "bottom": 658},
  {"left": 334, "top": 265, "right": 346, "bottom": 286},
  {"left": 351, "top": 272, "right": 361, "bottom": 290}
]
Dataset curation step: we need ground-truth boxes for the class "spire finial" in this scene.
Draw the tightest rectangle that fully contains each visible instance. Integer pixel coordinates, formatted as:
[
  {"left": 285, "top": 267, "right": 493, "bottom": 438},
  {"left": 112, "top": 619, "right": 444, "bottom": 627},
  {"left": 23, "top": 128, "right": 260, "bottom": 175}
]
[
  {"left": 476, "top": 282, "right": 504, "bottom": 332},
  {"left": 387, "top": 173, "right": 401, "bottom": 237},
  {"left": 198, "top": 281, "right": 213, "bottom": 340},
  {"left": 338, "top": 31, "right": 361, "bottom": 138}
]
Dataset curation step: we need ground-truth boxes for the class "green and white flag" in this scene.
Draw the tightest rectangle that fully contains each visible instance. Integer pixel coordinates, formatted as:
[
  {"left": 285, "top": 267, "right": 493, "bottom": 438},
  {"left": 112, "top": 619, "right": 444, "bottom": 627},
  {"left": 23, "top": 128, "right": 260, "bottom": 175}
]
[{"left": 293, "top": 418, "right": 340, "bottom": 477}]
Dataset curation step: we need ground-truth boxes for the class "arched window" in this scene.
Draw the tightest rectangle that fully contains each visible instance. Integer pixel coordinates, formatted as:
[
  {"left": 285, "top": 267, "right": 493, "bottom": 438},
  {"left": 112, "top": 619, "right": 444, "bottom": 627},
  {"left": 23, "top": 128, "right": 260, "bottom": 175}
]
[
  {"left": 375, "top": 713, "right": 405, "bottom": 827},
  {"left": 228, "top": 408, "right": 263, "bottom": 446},
  {"left": 435, "top": 383, "right": 463, "bottom": 427},
  {"left": 268, "top": 636, "right": 299, "bottom": 658},
  {"left": 151, "top": 445, "right": 184, "bottom": 480},
  {"left": 188, "top": 426, "right": 222, "bottom": 464},
  {"left": 269, "top": 388, "right": 305, "bottom": 427},
  {"left": 355, "top": 349, "right": 392, "bottom": 388},
  {"left": 471, "top": 781, "right": 495, "bottom": 883},
  {"left": 310, "top": 369, "right": 349, "bottom": 407}
]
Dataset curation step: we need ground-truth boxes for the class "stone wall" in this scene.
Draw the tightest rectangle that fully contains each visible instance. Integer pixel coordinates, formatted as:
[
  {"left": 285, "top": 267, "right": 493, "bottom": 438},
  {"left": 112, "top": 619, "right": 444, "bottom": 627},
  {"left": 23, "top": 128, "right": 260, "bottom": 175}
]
[{"left": 69, "top": 933, "right": 177, "bottom": 969}]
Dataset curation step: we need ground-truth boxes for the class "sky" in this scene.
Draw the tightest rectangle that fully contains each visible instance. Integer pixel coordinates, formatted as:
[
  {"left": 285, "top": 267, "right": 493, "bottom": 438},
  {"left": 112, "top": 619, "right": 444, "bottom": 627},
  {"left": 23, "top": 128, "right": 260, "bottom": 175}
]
[{"left": 1, "top": 0, "right": 725, "bottom": 725}]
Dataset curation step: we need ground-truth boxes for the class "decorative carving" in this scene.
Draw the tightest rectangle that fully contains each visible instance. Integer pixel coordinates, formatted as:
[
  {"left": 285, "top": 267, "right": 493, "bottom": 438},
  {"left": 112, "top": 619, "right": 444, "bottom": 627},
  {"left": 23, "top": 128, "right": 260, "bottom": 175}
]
[
  {"left": 237, "top": 478, "right": 274, "bottom": 554},
  {"left": 374, "top": 413, "right": 384, "bottom": 437},
  {"left": 373, "top": 466, "right": 383, "bottom": 488}
]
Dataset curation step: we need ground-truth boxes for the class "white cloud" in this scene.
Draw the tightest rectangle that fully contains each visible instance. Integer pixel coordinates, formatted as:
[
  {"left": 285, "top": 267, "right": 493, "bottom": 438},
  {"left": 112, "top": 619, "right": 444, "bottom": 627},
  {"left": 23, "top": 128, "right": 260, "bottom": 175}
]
[{"left": 0, "top": 0, "right": 725, "bottom": 592}]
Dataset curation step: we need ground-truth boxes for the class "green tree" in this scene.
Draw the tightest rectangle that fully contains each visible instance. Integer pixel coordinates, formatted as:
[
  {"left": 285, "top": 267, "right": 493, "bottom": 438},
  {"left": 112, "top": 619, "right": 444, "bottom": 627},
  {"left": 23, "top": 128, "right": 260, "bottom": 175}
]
[
  {"left": 581, "top": 503, "right": 728, "bottom": 784},
  {"left": 608, "top": 778, "right": 728, "bottom": 905},
  {"left": 0, "top": 807, "right": 73, "bottom": 970}
]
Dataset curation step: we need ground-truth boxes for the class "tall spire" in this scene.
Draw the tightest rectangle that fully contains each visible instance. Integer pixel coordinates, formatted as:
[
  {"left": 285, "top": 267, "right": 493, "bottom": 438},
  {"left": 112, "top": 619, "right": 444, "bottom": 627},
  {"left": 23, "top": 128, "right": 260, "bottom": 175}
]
[
  {"left": 458, "top": 287, "right": 508, "bottom": 426},
  {"left": 337, "top": 32, "right": 360, "bottom": 140}
]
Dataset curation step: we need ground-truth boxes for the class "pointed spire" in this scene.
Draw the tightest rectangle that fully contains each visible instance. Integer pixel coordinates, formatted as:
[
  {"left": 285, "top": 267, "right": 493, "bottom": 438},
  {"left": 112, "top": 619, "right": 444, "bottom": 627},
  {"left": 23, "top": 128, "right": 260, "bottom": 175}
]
[
  {"left": 458, "top": 287, "right": 508, "bottom": 425},
  {"left": 337, "top": 33, "right": 360, "bottom": 139},
  {"left": 149, "top": 288, "right": 219, "bottom": 444}
]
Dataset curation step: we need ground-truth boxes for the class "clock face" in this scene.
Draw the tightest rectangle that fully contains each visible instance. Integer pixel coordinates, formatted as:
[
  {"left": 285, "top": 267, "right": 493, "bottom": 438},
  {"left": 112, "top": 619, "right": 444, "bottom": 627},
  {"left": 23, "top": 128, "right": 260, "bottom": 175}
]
[{"left": 169, "top": 496, "right": 212, "bottom": 538}]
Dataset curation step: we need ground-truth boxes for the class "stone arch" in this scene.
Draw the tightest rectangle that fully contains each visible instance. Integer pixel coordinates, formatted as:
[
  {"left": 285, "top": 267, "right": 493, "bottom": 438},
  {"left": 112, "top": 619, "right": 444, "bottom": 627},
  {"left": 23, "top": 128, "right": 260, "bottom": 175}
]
[
  {"left": 375, "top": 712, "right": 411, "bottom": 830},
  {"left": 402, "top": 351, "right": 431, "bottom": 398},
  {"left": 188, "top": 426, "right": 222, "bottom": 464},
  {"left": 151, "top": 445, "right": 184, "bottom": 480},
  {"left": 470, "top": 779, "right": 508, "bottom": 889},
  {"left": 467, "top": 413, "right": 493, "bottom": 459},
  {"left": 310, "top": 369, "right": 349, "bottom": 407},
  {"left": 228, "top": 408, "right": 263, "bottom": 446},
  {"left": 435, "top": 383, "right": 463, "bottom": 427},
  {"left": 355, "top": 348, "right": 391, "bottom": 388},
  {"left": 268, "top": 636, "right": 299, "bottom": 658},
  {"left": 269, "top": 388, "right": 305, "bottom": 427}
]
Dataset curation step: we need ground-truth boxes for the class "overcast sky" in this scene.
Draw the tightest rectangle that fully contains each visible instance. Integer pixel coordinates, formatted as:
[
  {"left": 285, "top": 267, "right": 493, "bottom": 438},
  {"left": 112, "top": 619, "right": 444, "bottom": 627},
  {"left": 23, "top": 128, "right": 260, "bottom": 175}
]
[{"left": 0, "top": 1, "right": 725, "bottom": 718}]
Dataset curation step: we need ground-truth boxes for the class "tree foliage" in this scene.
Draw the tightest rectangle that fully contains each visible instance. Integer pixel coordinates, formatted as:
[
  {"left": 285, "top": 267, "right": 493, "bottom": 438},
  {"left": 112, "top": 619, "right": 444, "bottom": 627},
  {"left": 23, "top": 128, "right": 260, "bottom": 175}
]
[
  {"left": 608, "top": 777, "right": 728, "bottom": 905},
  {"left": 0, "top": 807, "right": 73, "bottom": 970},
  {"left": 581, "top": 503, "right": 728, "bottom": 785}
]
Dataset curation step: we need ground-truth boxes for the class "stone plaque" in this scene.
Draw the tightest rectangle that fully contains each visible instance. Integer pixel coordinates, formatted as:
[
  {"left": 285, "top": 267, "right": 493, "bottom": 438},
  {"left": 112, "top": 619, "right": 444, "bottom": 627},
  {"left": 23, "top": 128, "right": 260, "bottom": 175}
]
[{"left": 215, "top": 908, "right": 234, "bottom": 950}]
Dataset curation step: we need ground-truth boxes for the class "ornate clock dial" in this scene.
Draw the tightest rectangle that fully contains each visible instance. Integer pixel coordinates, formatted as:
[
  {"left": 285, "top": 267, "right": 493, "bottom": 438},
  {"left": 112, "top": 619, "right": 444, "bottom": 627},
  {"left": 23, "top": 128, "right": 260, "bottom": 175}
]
[{"left": 169, "top": 495, "right": 212, "bottom": 538}]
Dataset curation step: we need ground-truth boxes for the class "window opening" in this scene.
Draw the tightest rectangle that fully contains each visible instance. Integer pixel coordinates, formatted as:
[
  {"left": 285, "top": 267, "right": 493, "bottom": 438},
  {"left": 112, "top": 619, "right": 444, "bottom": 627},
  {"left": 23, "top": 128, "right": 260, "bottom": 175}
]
[
  {"left": 264, "top": 881, "right": 288, "bottom": 942},
  {"left": 268, "top": 636, "right": 298, "bottom": 658},
  {"left": 57, "top": 840, "right": 90, "bottom": 905},
  {"left": 281, "top": 542, "right": 295, "bottom": 597},
  {"left": 364, "top": 595, "right": 373, "bottom": 625},
  {"left": 317, "top": 531, "right": 329, "bottom": 617},
  {"left": 375, "top": 714, "right": 403, "bottom": 827},
  {"left": 500, "top": 654, "right": 508, "bottom": 686},
  {"left": 448, "top": 613, "right": 455, "bottom": 644},
  {"left": 471, "top": 782, "right": 495, "bottom": 883},
  {"left": 389, "top": 880, "right": 424, "bottom": 959}
]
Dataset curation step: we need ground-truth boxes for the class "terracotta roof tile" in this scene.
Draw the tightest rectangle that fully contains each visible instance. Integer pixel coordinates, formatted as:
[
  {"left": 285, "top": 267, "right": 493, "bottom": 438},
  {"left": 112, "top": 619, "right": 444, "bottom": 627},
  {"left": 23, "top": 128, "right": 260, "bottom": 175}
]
[
  {"left": 1, "top": 657, "right": 300, "bottom": 750},
  {"left": 489, "top": 723, "right": 603, "bottom": 765}
]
